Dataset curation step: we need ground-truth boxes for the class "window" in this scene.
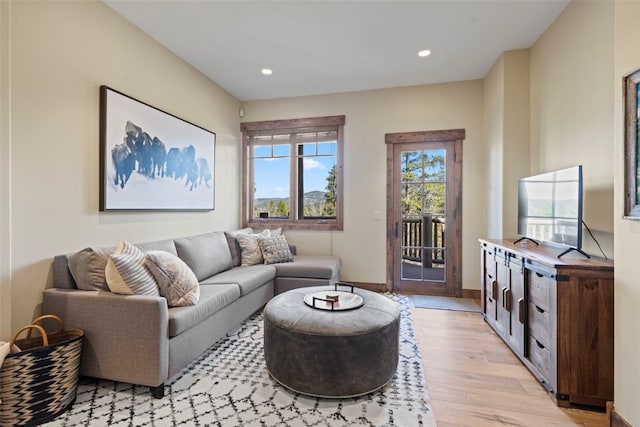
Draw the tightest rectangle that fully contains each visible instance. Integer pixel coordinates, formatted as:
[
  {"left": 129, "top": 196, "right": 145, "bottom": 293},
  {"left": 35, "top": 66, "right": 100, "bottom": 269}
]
[{"left": 241, "top": 116, "right": 344, "bottom": 230}]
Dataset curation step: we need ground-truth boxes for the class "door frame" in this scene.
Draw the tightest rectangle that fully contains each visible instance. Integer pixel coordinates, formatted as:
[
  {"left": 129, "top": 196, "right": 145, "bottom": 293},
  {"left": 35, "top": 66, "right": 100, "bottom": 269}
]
[{"left": 385, "top": 129, "right": 464, "bottom": 296}]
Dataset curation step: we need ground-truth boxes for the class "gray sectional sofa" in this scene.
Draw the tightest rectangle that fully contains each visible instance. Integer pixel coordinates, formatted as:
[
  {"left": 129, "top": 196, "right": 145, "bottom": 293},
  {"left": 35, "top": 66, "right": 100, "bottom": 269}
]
[{"left": 41, "top": 229, "right": 341, "bottom": 398}]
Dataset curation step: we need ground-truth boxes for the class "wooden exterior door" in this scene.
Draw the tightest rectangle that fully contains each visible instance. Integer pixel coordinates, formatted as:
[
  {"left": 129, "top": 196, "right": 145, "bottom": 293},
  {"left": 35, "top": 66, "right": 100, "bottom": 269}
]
[{"left": 386, "top": 129, "right": 464, "bottom": 296}]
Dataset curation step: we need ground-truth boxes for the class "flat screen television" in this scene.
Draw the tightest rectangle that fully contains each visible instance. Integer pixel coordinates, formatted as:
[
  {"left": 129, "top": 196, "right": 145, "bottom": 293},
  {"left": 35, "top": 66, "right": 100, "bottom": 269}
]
[{"left": 517, "top": 165, "right": 587, "bottom": 258}]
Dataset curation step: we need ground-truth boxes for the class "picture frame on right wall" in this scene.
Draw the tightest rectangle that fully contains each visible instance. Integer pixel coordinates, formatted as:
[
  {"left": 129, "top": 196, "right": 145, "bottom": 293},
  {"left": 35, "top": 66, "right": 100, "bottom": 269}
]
[{"left": 624, "top": 67, "right": 640, "bottom": 218}]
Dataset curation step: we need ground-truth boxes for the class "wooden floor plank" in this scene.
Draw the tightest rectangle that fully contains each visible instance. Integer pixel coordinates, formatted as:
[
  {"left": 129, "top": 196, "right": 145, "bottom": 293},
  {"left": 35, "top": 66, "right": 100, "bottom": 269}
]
[{"left": 411, "top": 305, "right": 609, "bottom": 426}]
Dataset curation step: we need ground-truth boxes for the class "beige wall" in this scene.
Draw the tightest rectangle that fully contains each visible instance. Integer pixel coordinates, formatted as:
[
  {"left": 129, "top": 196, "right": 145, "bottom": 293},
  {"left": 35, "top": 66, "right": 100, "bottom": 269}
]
[
  {"left": 483, "top": 54, "right": 505, "bottom": 238},
  {"left": 242, "top": 81, "right": 485, "bottom": 290},
  {"left": 530, "top": 0, "right": 614, "bottom": 258},
  {"left": 614, "top": 1, "right": 640, "bottom": 425},
  {"left": 483, "top": 50, "right": 530, "bottom": 239},
  {"left": 0, "top": 0, "right": 241, "bottom": 337}
]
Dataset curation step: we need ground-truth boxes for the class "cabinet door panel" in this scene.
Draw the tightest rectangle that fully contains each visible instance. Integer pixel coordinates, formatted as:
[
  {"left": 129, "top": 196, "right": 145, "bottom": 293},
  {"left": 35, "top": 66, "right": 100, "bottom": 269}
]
[{"left": 507, "top": 262, "right": 526, "bottom": 356}]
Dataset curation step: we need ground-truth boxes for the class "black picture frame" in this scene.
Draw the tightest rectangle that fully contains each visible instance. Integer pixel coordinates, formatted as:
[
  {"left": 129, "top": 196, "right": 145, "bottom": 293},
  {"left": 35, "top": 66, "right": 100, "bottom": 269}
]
[{"left": 99, "top": 86, "right": 215, "bottom": 211}]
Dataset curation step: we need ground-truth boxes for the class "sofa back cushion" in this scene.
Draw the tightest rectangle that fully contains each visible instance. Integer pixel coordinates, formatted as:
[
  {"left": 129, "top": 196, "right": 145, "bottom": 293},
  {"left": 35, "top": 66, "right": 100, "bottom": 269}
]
[
  {"left": 174, "top": 231, "right": 232, "bottom": 281},
  {"left": 137, "top": 238, "right": 178, "bottom": 255}
]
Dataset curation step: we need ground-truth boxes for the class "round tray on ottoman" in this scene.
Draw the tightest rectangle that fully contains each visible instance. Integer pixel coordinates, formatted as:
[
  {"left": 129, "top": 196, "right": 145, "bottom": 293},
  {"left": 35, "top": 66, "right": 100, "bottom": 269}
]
[{"left": 263, "top": 285, "right": 400, "bottom": 398}]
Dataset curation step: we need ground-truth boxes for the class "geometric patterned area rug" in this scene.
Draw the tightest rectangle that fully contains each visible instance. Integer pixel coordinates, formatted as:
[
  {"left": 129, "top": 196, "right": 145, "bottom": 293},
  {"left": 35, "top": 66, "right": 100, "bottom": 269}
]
[
  {"left": 43, "top": 294, "right": 436, "bottom": 426},
  {"left": 412, "top": 295, "right": 481, "bottom": 313}
]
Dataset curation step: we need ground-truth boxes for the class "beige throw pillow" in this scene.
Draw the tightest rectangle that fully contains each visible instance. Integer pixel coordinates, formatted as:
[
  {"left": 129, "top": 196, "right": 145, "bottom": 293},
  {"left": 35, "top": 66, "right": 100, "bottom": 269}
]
[
  {"left": 258, "top": 235, "right": 293, "bottom": 264},
  {"left": 236, "top": 230, "right": 271, "bottom": 266},
  {"left": 105, "top": 241, "right": 159, "bottom": 296},
  {"left": 145, "top": 250, "right": 200, "bottom": 306}
]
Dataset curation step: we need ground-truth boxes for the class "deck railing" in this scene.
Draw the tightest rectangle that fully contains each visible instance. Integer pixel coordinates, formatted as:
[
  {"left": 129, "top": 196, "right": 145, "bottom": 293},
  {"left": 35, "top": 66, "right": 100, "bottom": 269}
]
[{"left": 402, "top": 215, "right": 445, "bottom": 267}]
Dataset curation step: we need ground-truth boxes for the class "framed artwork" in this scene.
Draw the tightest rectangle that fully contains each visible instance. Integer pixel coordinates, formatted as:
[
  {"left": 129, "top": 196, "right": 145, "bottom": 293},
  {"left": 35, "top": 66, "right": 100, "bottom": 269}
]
[
  {"left": 99, "top": 85, "right": 215, "bottom": 211},
  {"left": 624, "top": 68, "right": 640, "bottom": 218}
]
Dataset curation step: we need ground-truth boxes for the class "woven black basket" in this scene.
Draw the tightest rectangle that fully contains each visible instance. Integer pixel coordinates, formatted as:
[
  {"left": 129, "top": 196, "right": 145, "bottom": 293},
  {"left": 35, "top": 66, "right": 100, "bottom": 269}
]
[{"left": 0, "top": 315, "right": 83, "bottom": 427}]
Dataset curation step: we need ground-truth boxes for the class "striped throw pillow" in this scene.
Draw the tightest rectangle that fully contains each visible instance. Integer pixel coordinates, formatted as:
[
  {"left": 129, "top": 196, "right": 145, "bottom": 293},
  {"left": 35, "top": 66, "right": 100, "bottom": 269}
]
[{"left": 105, "top": 241, "right": 159, "bottom": 296}]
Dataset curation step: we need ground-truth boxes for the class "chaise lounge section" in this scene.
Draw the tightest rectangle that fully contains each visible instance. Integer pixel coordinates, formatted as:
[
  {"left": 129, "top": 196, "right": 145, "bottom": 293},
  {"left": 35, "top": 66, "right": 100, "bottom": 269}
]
[{"left": 41, "top": 228, "right": 341, "bottom": 398}]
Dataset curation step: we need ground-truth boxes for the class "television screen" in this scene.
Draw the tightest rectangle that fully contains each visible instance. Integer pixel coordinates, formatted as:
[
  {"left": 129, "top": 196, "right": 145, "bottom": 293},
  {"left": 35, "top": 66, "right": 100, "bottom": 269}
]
[{"left": 517, "top": 165, "right": 583, "bottom": 249}]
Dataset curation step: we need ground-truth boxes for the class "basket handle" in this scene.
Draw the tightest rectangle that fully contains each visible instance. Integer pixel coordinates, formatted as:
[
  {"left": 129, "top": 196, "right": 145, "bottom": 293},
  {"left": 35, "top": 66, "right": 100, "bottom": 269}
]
[
  {"left": 10, "top": 324, "right": 49, "bottom": 350},
  {"left": 26, "top": 314, "right": 64, "bottom": 338}
]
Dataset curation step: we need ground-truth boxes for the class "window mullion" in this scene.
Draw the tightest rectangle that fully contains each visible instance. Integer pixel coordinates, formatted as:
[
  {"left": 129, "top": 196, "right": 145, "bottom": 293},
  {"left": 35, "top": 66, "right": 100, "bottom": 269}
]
[{"left": 290, "top": 140, "right": 298, "bottom": 223}]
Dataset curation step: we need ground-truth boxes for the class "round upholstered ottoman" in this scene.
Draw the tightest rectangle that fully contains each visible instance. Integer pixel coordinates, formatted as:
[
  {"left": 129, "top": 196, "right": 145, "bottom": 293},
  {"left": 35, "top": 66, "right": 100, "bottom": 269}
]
[{"left": 263, "top": 286, "right": 400, "bottom": 398}]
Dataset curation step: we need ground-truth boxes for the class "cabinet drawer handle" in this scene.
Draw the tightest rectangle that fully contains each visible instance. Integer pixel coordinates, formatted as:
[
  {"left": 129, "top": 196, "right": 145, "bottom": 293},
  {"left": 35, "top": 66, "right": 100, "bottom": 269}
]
[
  {"left": 518, "top": 298, "right": 525, "bottom": 324},
  {"left": 535, "top": 339, "right": 545, "bottom": 349},
  {"left": 535, "top": 305, "right": 545, "bottom": 314},
  {"left": 492, "top": 280, "right": 498, "bottom": 298}
]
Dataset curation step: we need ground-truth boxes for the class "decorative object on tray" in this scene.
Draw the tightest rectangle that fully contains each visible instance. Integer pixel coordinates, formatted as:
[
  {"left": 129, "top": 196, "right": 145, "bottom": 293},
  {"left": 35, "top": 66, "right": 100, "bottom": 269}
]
[
  {"left": 303, "top": 282, "right": 364, "bottom": 311},
  {"left": 0, "top": 315, "right": 83, "bottom": 426},
  {"left": 100, "top": 85, "right": 216, "bottom": 211}
]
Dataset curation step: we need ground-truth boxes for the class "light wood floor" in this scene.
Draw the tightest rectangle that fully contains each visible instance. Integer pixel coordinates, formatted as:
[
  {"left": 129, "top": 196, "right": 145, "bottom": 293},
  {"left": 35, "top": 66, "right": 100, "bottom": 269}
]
[{"left": 410, "top": 305, "right": 610, "bottom": 427}]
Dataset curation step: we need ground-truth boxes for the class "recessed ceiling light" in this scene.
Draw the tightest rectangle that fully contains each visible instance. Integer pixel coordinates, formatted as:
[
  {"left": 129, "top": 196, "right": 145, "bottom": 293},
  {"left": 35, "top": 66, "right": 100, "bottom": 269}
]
[
  {"left": 418, "top": 49, "right": 431, "bottom": 57},
  {"left": 261, "top": 68, "right": 273, "bottom": 75}
]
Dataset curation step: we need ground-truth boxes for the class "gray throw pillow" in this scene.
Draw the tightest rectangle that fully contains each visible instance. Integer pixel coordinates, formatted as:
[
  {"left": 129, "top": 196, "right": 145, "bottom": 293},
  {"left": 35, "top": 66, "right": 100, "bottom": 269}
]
[
  {"left": 224, "top": 228, "right": 253, "bottom": 267},
  {"left": 68, "top": 246, "right": 115, "bottom": 291},
  {"left": 145, "top": 250, "right": 200, "bottom": 307},
  {"left": 258, "top": 235, "right": 293, "bottom": 264}
]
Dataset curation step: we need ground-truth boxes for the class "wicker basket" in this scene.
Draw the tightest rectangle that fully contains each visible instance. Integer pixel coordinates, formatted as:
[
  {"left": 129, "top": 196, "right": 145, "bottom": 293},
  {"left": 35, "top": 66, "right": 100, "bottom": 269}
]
[{"left": 0, "top": 314, "right": 83, "bottom": 426}]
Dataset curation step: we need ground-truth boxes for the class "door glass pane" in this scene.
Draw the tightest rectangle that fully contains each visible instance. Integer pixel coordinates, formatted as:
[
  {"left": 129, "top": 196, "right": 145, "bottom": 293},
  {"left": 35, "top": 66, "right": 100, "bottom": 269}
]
[{"left": 401, "top": 149, "right": 446, "bottom": 282}]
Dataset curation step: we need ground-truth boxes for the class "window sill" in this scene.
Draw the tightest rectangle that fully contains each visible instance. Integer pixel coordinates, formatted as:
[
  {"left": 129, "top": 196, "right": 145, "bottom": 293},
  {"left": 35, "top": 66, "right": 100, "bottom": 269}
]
[{"left": 247, "top": 219, "right": 342, "bottom": 231}]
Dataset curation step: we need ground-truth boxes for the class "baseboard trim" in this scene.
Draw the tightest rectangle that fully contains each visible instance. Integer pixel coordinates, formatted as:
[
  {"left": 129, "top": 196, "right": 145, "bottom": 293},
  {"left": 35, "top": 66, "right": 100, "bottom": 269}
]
[
  {"left": 462, "top": 289, "right": 481, "bottom": 300},
  {"left": 349, "top": 283, "right": 481, "bottom": 299},
  {"left": 350, "top": 282, "right": 387, "bottom": 293},
  {"left": 612, "top": 408, "right": 633, "bottom": 427}
]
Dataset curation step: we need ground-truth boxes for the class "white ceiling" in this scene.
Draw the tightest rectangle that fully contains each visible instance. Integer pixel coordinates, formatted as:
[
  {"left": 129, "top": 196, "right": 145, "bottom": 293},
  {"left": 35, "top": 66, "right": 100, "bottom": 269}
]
[{"left": 104, "top": 0, "right": 570, "bottom": 102}]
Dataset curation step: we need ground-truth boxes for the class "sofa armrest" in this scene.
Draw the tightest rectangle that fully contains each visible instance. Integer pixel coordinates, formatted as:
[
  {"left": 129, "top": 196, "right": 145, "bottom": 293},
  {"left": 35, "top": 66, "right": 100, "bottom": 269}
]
[{"left": 42, "top": 288, "right": 169, "bottom": 387}]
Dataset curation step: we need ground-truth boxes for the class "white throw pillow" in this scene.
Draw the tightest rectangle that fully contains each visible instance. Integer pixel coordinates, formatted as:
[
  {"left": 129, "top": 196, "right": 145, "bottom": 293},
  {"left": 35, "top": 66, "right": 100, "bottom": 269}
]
[
  {"left": 145, "top": 250, "right": 200, "bottom": 306},
  {"left": 105, "top": 241, "right": 159, "bottom": 296},
  {"left": 236, "top": 230, "right": 271, "bottom": 266}
]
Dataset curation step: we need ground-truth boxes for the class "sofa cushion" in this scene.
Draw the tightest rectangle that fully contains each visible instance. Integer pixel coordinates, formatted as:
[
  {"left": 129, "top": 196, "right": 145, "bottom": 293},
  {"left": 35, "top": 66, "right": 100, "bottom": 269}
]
[
  {"left": 224, "top": 228, "right": 253, "bottom": 267},
  {"left": 236, "top": 230, "right": 270, "bottom": 266},
  {"left": 258, "top": 236, "right": 294, "bottom": 264},
  {"left": 145, "top": 250, "right": 200, "bottom": 307},
  {"left": 200, "top": 264, "right": 276, "bottom": 296},
  {"left": 273, "top": 255, "right": 342, "bottom": 279},
  {"left": 105, "top": 241, "right": 159, "bottom": 296},
  {"left": 167, "top": 284, "right": 240, "bottom": 337},
  {"left": 174, "top": 232, "right": 233, "bottom": 281},
  {"left": 68, "top": 246, "right": 115, "bottom": 291},
  {"left": 137, "top": 238, "right": 178, "bottom": 256}
]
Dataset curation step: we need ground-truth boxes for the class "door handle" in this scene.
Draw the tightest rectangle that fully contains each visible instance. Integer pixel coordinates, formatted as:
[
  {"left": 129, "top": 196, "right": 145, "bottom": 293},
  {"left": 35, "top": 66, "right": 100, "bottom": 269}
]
[
  {"left": 504, "top": 288, "right": 512, "bottom": 311},
  {"left": 492, "top": 280, "right": 498, "bottom": 298},
  {"left": 394, "top": 222, "right": 399, "bottom": 238},
  {"left": 518, "top": 298, "right": 525, "bottom": 323}
]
